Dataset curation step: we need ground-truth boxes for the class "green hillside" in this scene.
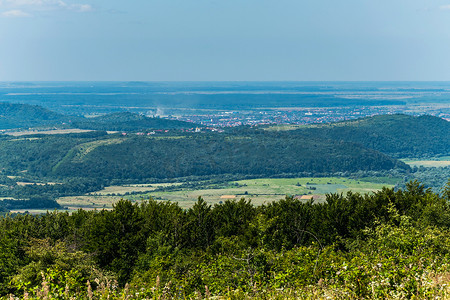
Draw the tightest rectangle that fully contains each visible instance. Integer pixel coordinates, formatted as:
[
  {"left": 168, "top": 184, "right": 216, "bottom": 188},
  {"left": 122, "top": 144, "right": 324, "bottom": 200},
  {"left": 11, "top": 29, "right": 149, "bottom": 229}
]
[
  {"left": 72, "top": 112, "right": 198, "bottom": 131},
  {"left": 0, "top": 102, "right": 73, "bottom": 129},
  {"left": 293, "top": 114, "right": 450, "bottom": 158},
  {"left": 0, "top": 132, "right": 407, "bottom": 181},
  {"left": 0, "top": 103, "right": 198, "bottom": 131},
  {"left": 4, "top": 113, "right": 444, "bottom": 183},
  {"left": 1, "top": 113, "right": 447, "bottom": 184}
]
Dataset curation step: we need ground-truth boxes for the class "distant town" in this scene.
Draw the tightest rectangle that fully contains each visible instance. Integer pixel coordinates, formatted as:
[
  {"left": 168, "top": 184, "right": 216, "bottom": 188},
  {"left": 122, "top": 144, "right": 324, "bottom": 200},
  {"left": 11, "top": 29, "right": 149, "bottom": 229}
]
[{"left": 167, "top": 104, "right": 450, "bottom": 127}]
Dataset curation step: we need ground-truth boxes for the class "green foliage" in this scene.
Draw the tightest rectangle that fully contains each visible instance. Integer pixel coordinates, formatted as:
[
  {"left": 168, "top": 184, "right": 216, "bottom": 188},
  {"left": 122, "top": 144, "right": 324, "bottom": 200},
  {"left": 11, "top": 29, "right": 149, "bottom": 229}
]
[
  {"left": 0, "top": 232, "right": 21, "bottom": 294},
  {"left": 261, "top": 196, "right": 316, "bottom": 250},
  {"left": 52, "top": 133, "right": 407, "bottom": 180},
  {"left": 0, "top": 183, "right": 450, "bottom": 299},
  {"left": 294, "top": 114, "right": 450, "bottom": 158},
  {"left": 0, "top": 102, "right": 72, "bottom": 130},
  {"left": 0, "top": 198, "right": 60, "bottom": 210},
  {"left": 72, "top": 112, "right": 196, "bottom": 131},
  {"left": 186, "top": 198, "right": 214, "bottom": 250},
  {"left": 0, "top": 102, "right": 194, "bottom": 131},
  {"left": 8, "top": 113, "right": 450, "bottom": 207},
  {"left": 0, "top": 123, "right": 408, "bottom": 184},
  {"left": 10, "top": 238, "right": 102, "bottom": 295}
]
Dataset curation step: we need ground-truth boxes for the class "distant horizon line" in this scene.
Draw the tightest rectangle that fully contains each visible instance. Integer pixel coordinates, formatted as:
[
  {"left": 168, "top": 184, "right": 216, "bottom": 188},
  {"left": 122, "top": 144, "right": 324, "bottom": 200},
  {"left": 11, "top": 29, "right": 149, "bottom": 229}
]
[{"left": 2, "top": 80, "right": 450, "bottom": 83}]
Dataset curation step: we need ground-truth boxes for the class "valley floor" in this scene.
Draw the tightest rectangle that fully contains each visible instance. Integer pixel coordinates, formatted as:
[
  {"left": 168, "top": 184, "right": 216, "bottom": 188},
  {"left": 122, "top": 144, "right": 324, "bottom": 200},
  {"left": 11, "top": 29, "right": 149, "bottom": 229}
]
[{"left": 10, "top": 176, "right": 398, "bottom": 213}]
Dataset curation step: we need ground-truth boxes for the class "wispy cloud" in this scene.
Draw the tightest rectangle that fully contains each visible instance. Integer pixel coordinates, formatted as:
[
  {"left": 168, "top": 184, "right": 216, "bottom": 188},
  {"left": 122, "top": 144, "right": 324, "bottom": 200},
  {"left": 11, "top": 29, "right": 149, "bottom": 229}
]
[
  {"left": 76, "top": 4, "right": 91, "bottom": 12},
  {"left": 0, "top": 0, "right": 93, "bottom": 16},
  {"left": 439, "top": 4, "right": 450, "bottom": 10},
  {"left": 1, "top": 9, "right": 30, "bottom": 17},
  {"left": 53, "top": 1, "right": 93, "bottom": 12}
]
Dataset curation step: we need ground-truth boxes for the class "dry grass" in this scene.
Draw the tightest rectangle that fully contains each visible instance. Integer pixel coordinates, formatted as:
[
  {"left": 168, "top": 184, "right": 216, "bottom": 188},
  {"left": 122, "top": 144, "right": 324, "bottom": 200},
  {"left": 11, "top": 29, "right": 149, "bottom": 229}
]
[
  {"left": 94, "top": 183, "right": 182, "bottom": 195},
  {"left": 73, "top": 138, "right": 124, "bottom": 161},
  {"left": 57, "top": 195, "right": 121, "bottom": 210},
  {"left": 6, "top": 129, "right": 94, "bottom": 136},
  {"left": 16, "top": 182, "right": 45, "bottom": 186},
  {"left": 15, "top": 182, "right": 60, "bottom": 186},
  {"left": 5, "top": 271, "right": 449, "bottom": 299},
  {"left": 404, "top": 160, "right": 450, "bottom": 167}
]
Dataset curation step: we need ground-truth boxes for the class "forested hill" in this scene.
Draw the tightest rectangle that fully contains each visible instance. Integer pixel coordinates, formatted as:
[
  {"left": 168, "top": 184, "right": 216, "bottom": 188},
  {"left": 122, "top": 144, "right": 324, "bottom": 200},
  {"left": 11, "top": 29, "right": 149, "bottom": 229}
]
[
  {"left": 0, "top": 103, "right": 198, "bottom": 131},
  {"left": 72, "top": 112, "right": 197, "bottom": 131},
  {"left": 291, "top": 114, "right": 450, "bottom": 158},
  {"left": 0, "top": 102, "right": 73, "bottom": 129},
  {"left": 0, "top": 132, "right": 408, "bottom": 181}
]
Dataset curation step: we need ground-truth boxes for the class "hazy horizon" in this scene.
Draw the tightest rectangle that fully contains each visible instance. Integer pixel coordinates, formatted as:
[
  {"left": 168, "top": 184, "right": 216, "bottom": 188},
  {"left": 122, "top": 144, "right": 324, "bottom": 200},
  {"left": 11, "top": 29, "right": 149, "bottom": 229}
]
[{"left": 2, "top": 1, "right": 450, "bottom": 82}]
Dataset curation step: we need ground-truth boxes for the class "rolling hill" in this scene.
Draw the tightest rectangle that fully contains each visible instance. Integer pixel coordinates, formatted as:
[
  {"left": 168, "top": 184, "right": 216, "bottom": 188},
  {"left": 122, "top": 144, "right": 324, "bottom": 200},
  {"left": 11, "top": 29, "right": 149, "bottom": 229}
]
[
  {"left": 0, "top": 132, "right": 408, "bottom": 181},
  {"left": 0, "top": 103, "right": 199, "bottom": 131},
  {"left": 72, "top": 112, "right": 198, "bottom": 131},
  {"left": 1, "top": 110, "right": 447, "bottom": 184},
  {"left": 0, "top": 102, "right": 73, "bottom": 129},
  {"left": 292, "top": 114, "right": 450, "bottom": 158}
]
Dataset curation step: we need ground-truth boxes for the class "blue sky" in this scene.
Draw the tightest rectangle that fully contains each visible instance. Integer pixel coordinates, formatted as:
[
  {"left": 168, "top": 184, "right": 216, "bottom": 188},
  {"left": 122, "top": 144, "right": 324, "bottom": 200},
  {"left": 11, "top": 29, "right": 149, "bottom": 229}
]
[{"left": 1, "top": 0, "right": 450, "bottom": 81}]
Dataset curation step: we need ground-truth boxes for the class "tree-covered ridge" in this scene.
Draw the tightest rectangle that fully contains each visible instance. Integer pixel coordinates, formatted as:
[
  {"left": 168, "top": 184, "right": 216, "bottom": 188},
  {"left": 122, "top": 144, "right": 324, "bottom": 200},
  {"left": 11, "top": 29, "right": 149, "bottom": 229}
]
[
  {"left": 0, "top": 131, "right": 408, "bottom": 182},
  {"left": 0, "top": 181, "right": 449, "bottom": 299},
  {"left": 1, "top": 102, "right": 449, "bottom": 160},
  {"left": 72, "top": 112, "right": 199, "bottom": 131},
  {"left": 292, "top": 114, "right": 450, "bottom": 158},
  {"left": 0, "top": 103, "right": 73, "bottom": 129},
  {"left": 0, "top": 131, "right": 106, "bottom": 177},
  {"left": 0, "top": 103, "right": 198, "bottom": 131},
  {"left": 54, "top": 134, "right": 407, "bottom": 179},
  {"left": 0, "top": 111, "right": 449, "bottom": 212}
]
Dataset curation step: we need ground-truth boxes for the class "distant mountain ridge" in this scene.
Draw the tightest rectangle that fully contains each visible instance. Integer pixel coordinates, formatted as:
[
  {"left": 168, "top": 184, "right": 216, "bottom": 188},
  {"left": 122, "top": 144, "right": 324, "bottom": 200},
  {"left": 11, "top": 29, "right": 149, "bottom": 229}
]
[{"left": 0, "top": 103, "right": 198, "bottom": 131}]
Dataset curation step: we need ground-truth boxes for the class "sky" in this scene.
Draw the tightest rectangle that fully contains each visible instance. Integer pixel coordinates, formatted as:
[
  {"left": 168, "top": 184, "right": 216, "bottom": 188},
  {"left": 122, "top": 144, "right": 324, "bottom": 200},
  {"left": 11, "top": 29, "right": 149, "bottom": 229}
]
[{"left": 1, "top": 0, "right": 450, "bottom": 81}]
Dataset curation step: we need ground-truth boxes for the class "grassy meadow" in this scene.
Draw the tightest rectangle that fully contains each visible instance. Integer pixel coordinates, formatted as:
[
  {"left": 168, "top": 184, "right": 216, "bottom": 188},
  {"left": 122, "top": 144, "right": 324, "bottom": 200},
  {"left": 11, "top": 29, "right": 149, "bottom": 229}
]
[
  {"left": 402, "top": 156, "right": 450, "bottom": 167},
  {"left": 49, "top": 176, "right": 399, "bottom": 211}
]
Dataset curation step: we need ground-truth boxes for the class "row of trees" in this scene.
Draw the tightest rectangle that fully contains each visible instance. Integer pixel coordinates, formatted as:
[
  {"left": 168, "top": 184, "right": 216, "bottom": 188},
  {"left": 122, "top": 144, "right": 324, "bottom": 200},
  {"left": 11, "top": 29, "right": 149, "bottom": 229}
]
[{"left": 0, "top": 181, "right": 449, "bottom": 298}]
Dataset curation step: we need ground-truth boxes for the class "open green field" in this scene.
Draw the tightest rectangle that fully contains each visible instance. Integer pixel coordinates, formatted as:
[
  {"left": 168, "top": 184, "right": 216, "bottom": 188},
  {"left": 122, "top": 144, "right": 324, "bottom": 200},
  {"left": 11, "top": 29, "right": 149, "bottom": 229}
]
[
  {"left": 402, "top": 156, "right": 450, "bottom": 167},
  {"left": 9, "top": 176, "right": 399, "bottom": 214},
  {"left": 48, "top": 177, "right": 400, "bottom": 211},
  {"left": 57, "top": 195, "right": 117, "bottom": 211},
  {"left": 144, "top": 177, "right": 396, "bottom": 208},
  {"left": 263, "top": 124, "right": 302, "bottom": 131}
]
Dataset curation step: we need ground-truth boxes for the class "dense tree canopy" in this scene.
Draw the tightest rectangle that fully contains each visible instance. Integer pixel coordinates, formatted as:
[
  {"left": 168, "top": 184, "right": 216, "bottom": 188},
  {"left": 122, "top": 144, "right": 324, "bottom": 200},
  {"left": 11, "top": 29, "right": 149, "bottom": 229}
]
[
  {"left": 0, "top": 182, "right": 449, "bottom": 298},
  {"left": 291, "top": 114, "right": 450, "bottom": 158}
]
